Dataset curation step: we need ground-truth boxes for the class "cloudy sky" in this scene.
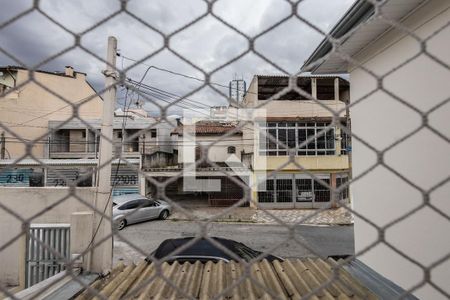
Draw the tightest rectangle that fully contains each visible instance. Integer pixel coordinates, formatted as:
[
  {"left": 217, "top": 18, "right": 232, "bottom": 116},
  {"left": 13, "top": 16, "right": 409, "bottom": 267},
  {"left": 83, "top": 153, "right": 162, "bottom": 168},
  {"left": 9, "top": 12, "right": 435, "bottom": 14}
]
[{"left": 0, "top": 0, "right": 354, "bottom": 117}]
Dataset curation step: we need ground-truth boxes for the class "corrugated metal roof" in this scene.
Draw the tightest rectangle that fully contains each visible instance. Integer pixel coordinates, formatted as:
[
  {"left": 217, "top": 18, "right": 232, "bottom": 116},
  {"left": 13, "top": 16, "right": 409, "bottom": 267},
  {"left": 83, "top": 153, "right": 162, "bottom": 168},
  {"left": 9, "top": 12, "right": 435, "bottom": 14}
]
[
  {"left": 343, "top": 259, "right": 419, "bottom": 300},
  {"left": 0, "top": 158, "right": 140, "bottom": 166},
  {"left": 302, "top": 0, "right": 427, "bottom": 73},
  {"left": 75, "top": 258, "right": 378, "bottom": 299}
]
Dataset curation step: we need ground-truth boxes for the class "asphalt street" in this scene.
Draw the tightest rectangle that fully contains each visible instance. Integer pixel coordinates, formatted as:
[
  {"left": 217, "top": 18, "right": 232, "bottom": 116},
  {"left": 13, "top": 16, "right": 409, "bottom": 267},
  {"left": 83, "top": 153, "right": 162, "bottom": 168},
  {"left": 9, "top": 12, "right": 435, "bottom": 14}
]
[{"left": 113, "top": 220, "right": 354, "bottom": 264}]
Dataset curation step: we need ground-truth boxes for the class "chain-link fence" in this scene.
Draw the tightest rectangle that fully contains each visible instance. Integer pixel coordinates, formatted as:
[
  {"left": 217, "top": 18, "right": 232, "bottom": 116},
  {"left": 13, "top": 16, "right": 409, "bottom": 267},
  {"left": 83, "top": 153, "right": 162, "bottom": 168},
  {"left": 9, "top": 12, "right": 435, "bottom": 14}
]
[{"left": 0, "top": 0, "right": 449, "bottom": 299}]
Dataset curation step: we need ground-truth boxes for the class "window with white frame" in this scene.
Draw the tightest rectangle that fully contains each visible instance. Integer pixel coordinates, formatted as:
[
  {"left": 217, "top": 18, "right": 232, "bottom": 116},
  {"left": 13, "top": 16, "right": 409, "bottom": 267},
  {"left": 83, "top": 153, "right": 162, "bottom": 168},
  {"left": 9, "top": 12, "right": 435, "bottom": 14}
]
[
  {"left": 259, "top": 122, "right": 335, "bottom": 156},
  {"left": 336, "top": 173, "right": 349, "bottom": 200}
]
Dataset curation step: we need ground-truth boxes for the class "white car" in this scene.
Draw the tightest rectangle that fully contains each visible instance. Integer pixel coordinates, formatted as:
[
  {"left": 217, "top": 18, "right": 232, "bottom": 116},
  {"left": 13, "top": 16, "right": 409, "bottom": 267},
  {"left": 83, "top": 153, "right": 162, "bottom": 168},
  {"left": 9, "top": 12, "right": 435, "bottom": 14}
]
[{"left": 112, "top": 194, "right": 172, "bottom": 230}]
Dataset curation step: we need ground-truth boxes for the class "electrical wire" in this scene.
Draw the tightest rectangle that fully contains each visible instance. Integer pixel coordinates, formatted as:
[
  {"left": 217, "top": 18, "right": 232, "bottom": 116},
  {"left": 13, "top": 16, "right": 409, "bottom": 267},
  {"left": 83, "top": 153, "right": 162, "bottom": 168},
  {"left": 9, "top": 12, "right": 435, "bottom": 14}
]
[{"left": 126, "top": 79, "right": 212, "bottom": 109}]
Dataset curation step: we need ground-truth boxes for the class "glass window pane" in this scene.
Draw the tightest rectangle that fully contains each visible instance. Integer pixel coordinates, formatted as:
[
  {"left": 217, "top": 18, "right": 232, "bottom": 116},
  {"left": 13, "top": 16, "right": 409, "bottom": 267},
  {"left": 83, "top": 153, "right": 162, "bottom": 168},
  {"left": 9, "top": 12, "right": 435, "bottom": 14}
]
[
  {"left": 276, "top": 179, "right": 292, "bottom": 203},
  {"left": 268, "top": 129, "right": 277, "bottom": 150},
  {"left": 295, "top": 179, "right": 313, "bottom": 202},
  {"left": 278, "top": 128, "right": 287, "bottom": 151},
  {"left": 297, "top": 129, "right": 306, "bottom": 149},
  {"left": 258, "top": 179, "right": 275, "bottom": 203},
  {"left": 317, "top": 132, "right": 326, "bottom": 149},
  {"left": 326, "top": 129, "right": 335, "bottom": 149},
  {"left": 288, "top": 129, "right": 296, "bottom": 148},
  {"left": 307, "top": 129, "right": 316, "bottom": 150}
]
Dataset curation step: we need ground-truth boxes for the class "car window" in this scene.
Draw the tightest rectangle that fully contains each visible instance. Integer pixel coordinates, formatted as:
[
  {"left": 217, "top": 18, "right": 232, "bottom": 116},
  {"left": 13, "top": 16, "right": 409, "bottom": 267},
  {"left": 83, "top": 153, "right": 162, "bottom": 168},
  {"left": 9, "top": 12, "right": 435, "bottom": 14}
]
[
  {"left": 139, "top": 199, "right": 154, "bottom": 208},
  {"left": 118, "top": 200, "right": 140, "bottom": 210}
]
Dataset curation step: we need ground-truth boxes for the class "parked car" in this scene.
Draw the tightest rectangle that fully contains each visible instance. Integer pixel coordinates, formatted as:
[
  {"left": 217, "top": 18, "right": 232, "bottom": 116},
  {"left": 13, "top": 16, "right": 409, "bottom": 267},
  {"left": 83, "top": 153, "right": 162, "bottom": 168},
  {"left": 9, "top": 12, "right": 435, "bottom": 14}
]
[
  {"left": 146, "top": 237, "right": 283, "bottom": 263},
  {"left": 112, "top": 194, "right": 172, "bottom": 230}
]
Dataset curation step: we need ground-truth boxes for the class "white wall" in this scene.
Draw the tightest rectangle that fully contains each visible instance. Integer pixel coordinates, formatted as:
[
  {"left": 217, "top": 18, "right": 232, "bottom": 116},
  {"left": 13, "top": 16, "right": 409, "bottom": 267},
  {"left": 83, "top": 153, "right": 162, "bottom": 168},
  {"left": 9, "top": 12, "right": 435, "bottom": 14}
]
[
  {"left": 350, "top": 1, "right": 450, "bottom": 298},
  {"left": 0, "top": 187, "right": 96, "bottom": 287}
]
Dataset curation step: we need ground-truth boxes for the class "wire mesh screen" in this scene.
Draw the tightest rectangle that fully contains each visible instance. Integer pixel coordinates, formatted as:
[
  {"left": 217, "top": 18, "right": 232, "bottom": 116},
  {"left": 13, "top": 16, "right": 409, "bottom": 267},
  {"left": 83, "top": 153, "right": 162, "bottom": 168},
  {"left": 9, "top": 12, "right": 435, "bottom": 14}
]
[{"left": 0, "top": 0, "right": 449, "bottom": 299}]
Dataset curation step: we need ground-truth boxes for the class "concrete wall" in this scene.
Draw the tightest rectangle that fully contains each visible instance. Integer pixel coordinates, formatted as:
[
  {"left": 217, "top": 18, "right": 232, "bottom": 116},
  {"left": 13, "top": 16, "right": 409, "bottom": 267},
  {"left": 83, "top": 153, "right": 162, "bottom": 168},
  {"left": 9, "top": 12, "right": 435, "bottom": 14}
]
[
  {"left": 254, "top": 155, "right": 349, "bottom": 172},
  {"left": 350, "top": 1, "right": 450, "bottom": 298},
  {"left": 0, "top": 187, "right": 96, "bottom": 287},
  {"left": 0, "top": 69, "right": 103, "bottom": 158}
]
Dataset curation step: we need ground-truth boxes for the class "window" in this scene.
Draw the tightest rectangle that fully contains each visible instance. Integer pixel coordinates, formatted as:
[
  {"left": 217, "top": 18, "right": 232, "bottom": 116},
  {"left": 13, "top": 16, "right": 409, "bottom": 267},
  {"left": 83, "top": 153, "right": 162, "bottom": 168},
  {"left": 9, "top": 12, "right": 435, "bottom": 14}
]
[
  {"left": 118, "top": 200, "right": 148, "bottom": 210},
  {"left": 119, "top": 200, "right": 138, "bottom": 210},
  {"left": 257, "top": 179, "right": 275, "bottom": 203},
  {"left": 313, "top": 179, "right": 331, "bottom": 202},
  {"left": 340, "top": 123, "right": 351, "bottom": 155},
  {"left": 276, "top": 179, "right": 292, "bottom": 203},
  {"left": 140, "top": 199, "right": 154, "bottom": 207},
  {"left": 260, "top": 122, "right": 335, "bottom": 156},
  {"left": 258, "top": 77, "right": 312, "bottom": 100},
  {"left": 295, "top": 178, "right": 313, "bottom": 202},
  {"left": 336, "top": 174, "right": 349, "bottom": 200},
  {"left": 227, "top": 146, "right": 236, "bottom": 154},
  {"left": 81, "top": 131, "right": 86, "bottom": 138},
  {"left": 257, "top": 175, "right": 331, "bottom": 203},
  {"left": 150, "top": 129, "right": 157, "bottom": 138},
  {"left": 117, "top": 132, "right": 122, "bottom": 139},
  {"left": 316, "top": 78, "right": 335, "bottom": 100}
]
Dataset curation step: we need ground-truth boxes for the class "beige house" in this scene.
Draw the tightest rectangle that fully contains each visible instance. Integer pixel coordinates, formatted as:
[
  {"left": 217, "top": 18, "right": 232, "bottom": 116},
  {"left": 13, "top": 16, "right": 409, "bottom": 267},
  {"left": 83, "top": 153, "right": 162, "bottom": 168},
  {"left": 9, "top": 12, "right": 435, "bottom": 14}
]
[
  {"left": 242, "top": 75, "right": 351, "bottom": 209},
  {"left": 303, "top": 0, "right": 450, "bottom": 298},
  {"left": 0, "top": 66, "right": 103, "bottom": 159}
]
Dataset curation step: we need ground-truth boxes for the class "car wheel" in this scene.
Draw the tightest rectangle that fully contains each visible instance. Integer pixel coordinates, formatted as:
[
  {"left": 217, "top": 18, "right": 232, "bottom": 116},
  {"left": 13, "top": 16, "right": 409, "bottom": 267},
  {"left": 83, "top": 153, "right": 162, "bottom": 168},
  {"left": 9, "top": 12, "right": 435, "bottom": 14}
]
[
  {"left": 159, "top": 210, "right": 169, "bottom": 220},
  {"left": 117, "top": 219, "right": 127, "bottom": 230}
]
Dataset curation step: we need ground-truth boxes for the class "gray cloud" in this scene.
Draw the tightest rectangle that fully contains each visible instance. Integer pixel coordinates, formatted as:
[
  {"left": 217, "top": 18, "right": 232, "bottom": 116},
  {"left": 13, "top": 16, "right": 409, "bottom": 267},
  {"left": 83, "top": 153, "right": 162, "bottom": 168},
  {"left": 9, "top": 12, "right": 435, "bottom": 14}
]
[{"left": 0, "top": 0, "right": 355, "bottom": 117}]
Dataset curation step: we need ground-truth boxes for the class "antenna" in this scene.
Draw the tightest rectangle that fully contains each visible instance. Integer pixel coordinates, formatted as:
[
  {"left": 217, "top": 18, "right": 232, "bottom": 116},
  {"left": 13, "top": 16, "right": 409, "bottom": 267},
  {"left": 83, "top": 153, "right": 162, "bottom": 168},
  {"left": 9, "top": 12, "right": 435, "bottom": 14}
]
[{"left": 229, "top": 79, "right": 246, "bottom": 103}]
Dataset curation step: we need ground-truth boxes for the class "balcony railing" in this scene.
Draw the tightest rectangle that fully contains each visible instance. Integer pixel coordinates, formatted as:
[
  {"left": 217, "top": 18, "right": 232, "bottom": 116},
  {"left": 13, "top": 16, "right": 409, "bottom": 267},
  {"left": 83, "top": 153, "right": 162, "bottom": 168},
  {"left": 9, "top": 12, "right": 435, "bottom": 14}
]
[{"left": 47, "top": 139, "right": 164, "bottom": 158}]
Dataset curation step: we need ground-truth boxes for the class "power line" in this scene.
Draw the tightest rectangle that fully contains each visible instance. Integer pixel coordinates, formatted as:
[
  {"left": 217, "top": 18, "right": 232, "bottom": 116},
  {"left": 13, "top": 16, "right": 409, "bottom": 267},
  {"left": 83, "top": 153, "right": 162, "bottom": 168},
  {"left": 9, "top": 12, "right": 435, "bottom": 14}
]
[
  {"left": 121, "top": 55, "right": 233, "bottom": 92},
  {"left": 126, "top": 79, "right": 212, "bottom": 109},
  {"left": 133, "top": 87, "right": 211, "bottom": 118}
]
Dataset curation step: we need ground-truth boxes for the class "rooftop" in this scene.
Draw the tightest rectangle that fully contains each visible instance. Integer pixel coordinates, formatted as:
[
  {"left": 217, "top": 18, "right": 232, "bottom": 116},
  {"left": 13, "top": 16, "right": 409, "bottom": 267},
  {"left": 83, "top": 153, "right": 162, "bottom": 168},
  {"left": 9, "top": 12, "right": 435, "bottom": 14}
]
[
  {"left": 0, "top": 158, "right": 140, "bottom": 166},
  {"left": 302, "top": 0, "right": 427, "bottom": 73},
  {"left": 0, "top": 65, "right": 87, "bottom": 77},
  {"left": 13, "top": 258, "right": 419, "bottom": 299},
  {"left": 172, "top": 121, "right": 242, "bottom": 136},
  {"left": 74, "top": 258, "right": 378, "bottom": 299},
  {"left": 48, "top": 118, "right": 161, "bottom": 130}
]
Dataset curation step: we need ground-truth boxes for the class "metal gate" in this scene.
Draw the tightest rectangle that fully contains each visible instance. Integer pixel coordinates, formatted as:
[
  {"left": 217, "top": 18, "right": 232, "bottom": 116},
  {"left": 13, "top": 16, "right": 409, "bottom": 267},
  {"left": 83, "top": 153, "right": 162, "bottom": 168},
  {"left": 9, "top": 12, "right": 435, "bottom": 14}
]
[{"left": 26, "top": 224, "right": 70, "bottom": 288}]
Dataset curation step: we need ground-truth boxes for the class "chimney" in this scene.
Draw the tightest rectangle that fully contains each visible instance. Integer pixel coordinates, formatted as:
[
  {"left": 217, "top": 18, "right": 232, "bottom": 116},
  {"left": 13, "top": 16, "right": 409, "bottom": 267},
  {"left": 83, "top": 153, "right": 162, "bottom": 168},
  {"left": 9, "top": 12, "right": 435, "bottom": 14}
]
[{"left": 65, "top": 66, "right": 74, "bottom": 77}]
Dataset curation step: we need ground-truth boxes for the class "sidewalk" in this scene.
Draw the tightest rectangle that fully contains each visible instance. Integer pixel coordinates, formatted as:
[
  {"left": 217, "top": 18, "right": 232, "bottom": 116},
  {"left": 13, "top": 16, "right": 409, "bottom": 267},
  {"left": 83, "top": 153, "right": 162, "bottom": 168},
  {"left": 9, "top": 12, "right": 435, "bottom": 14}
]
[{"left": 169, "top": 206, "right": 353, "bottom": 226}]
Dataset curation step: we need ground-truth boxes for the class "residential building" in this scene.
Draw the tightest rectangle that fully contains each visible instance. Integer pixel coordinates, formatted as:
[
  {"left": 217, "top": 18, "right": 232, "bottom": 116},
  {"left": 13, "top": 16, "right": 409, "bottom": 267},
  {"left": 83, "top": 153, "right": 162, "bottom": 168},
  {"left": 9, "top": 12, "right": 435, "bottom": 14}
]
[
  {"left": 0, "top": 66, "right": 103, "bottom": 158},
  {"left": 303, "top": 0, "right": 450, "bottom": 298},
  {"left": 143, "top": 120, "right": 249, "bottom": 207},
  {"left": 242, "top": 75, "right": 351, "bottom": 209},
  {"left": 0, "top": 113, "right": 175, "bottom": 195}
]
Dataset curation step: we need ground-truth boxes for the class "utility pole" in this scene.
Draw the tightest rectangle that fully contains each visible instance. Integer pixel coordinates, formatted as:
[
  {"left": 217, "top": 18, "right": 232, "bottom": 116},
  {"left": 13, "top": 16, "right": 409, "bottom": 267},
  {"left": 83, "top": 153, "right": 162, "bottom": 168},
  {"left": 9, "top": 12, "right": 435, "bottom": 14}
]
[
  {"left": 1, "top": 132, "right": 5, "bottom": 159},
  {"left": 91, "top": 36, "right": 117, "bottom": 273}
]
